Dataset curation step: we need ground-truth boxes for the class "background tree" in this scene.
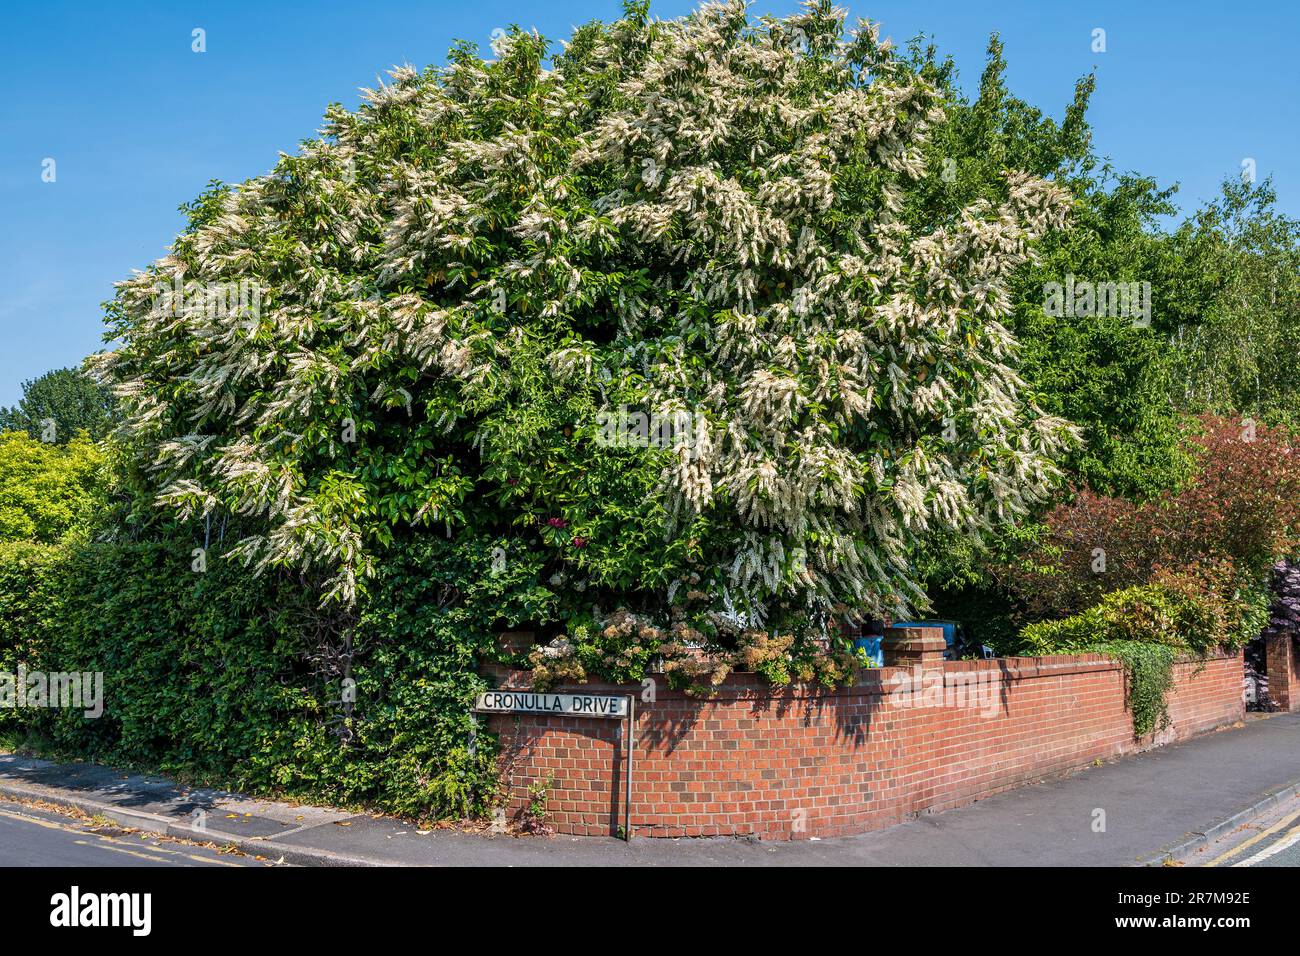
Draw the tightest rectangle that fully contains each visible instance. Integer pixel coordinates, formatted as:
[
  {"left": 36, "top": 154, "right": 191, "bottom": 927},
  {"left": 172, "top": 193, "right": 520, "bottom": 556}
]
[
  {"left": 1167, "top": 178, "right": 1300, "bottom": 426},
  {"left": 0, "top": 432, "right": 105, "bottom": 544},
  {"left": 907, "top": 35, "right": 1190, "bottom": 502},
  {"left": 0, "top": 367, "right": 118, "bottom": 444},
  {"left": 899, "top": 34, "right": 1194, "bottom": 646}
]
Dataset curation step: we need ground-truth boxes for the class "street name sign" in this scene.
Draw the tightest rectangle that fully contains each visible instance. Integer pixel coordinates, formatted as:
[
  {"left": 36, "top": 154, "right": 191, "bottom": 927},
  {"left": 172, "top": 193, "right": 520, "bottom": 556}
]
[{"left": 474, "top": 690, "right": 630, "bottom": 718}]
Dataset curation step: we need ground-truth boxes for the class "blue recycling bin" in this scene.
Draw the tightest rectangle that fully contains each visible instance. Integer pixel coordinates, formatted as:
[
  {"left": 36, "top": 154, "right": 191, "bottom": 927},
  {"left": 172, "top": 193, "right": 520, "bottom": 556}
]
[{"left": 851, "top": 635, "right": 884, "bottom": 667}]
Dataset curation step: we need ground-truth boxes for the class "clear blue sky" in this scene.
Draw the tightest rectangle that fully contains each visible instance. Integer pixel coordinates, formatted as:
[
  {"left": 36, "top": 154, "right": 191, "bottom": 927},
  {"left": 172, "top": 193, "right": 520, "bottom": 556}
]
[{"left": 1, "top": 0, "right": 1296, "bottom": 406}]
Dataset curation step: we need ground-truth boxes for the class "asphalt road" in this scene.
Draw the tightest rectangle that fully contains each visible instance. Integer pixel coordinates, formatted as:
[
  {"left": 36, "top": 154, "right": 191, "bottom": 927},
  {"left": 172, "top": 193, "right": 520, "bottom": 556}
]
[
  {"left": 0, "top": 798, "right": 267, "bottom": 867},
  {"left": 1185, "top": 792, "right": 1300, "bottom": 867},
  {"left": 1249, "top": 836, "right": 1300, "bottom": 866}
]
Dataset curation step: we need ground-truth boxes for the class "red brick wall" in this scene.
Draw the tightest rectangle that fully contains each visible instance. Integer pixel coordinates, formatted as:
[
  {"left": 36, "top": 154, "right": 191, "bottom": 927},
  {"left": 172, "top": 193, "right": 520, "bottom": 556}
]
[{"left": 486, "top": 651, "right": 1244, "bottom": 839}]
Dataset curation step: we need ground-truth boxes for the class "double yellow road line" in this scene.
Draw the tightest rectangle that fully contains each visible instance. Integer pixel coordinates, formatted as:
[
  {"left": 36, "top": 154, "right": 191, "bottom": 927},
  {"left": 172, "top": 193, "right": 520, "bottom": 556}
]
[
  {"left": 0, "top": 804, "right": 243, "bottom": 867},
  {"left": 1203, "top": 804, "right": 1300, "bottom": 867}
]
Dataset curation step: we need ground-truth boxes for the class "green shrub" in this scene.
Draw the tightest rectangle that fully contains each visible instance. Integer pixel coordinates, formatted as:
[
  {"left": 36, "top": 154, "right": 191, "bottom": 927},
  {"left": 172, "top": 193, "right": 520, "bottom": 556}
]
[
  {"left": 1018, "top": 607, "right": 1104, "bottom": 655},
  {"left": 0, "top": 537, "right": 501, "bottom": 822},
  {"left": 1018, "top": 565, "right": 1270, "bottom": 736},
  {"left": 1020, "top": 594, "right": 1183, "bottom": 738},
  {"left": 0, "top": 542, "right": 67, "bottom": 742},
  {"left": 1019, "top": 562, "right": 1268, "bottom": 657}
]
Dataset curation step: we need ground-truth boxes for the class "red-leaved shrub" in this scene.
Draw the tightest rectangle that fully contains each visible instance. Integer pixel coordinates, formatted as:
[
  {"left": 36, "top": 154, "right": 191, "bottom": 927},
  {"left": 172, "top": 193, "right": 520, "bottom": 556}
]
[{"left": 1003, "top": 415, "right": 1300, "bottom": 622}]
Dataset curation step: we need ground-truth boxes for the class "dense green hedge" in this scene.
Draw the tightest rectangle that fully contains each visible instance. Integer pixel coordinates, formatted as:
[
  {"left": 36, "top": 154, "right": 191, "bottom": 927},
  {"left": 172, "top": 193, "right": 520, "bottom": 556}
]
[{"left": 0, "top": 537, "right": 505, "bottom": 821}]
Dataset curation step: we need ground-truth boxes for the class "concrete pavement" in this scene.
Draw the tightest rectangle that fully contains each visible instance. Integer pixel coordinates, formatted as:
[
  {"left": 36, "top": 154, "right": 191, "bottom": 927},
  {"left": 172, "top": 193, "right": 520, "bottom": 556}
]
[{"left": 2, "top": 712, "right": 1299, "bottom": 866}]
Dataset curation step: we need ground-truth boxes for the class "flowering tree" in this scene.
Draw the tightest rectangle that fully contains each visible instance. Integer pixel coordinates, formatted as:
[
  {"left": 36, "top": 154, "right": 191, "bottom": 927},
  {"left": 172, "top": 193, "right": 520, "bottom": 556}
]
[{"left": 99, "top": 1, "right": 1075, "bottom": 673}]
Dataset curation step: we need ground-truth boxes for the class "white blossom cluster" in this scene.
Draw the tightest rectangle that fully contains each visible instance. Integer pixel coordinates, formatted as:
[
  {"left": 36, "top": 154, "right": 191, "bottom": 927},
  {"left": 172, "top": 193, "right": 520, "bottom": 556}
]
[{"left": 97, "top": 1, "right": 1077, "bottom": 620}]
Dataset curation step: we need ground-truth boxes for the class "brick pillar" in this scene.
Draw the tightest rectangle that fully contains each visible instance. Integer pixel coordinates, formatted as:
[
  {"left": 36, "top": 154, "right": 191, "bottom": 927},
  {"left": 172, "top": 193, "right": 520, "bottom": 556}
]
[
  {"left": 480, "top": 631, "right": 536, "bottom": 686},
  {"left": 497, "top": 631, "right": 536, "bottom": 655},
  {"left": 882, "top": 625, "right": 947, "bottom": 669},
  {"left": 1266, "top": 634, "right": 1300, "bottom": 712}
]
